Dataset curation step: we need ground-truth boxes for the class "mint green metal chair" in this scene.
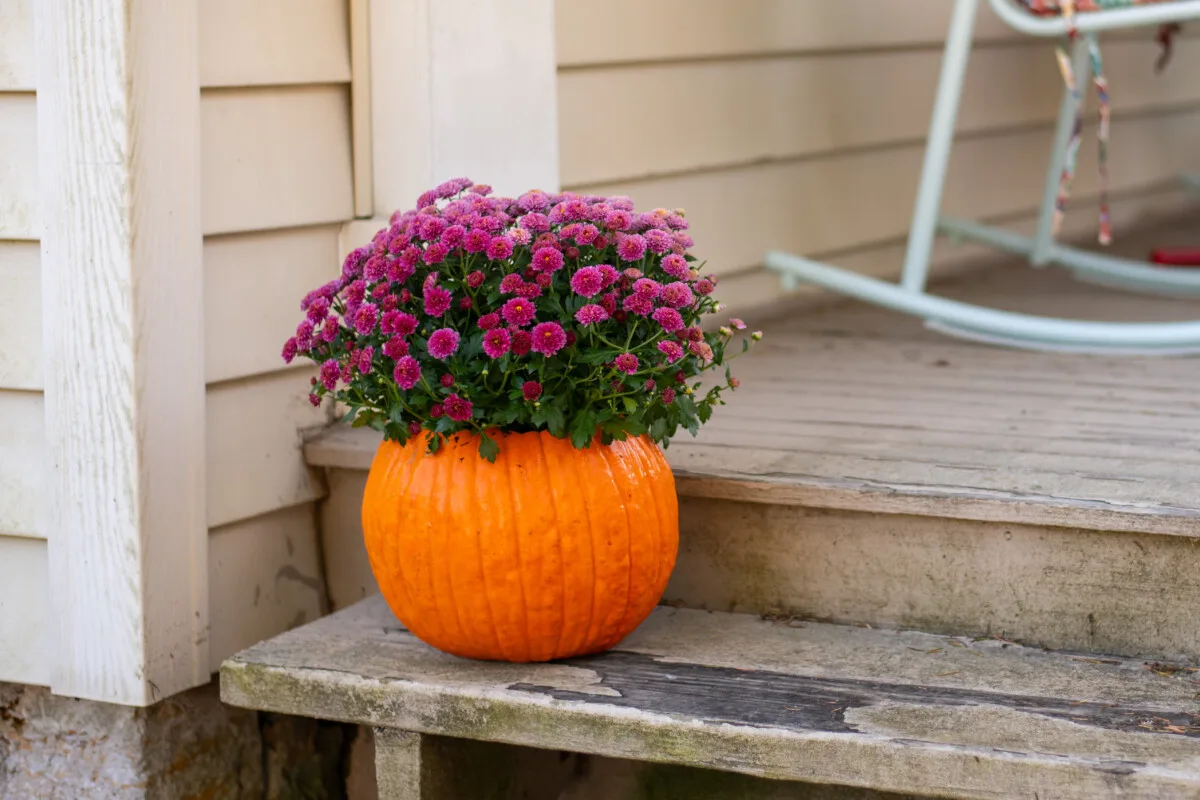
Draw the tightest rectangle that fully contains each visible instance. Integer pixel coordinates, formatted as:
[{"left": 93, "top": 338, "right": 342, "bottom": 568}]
[{"left": 766, "top": 0, "right": 1200, "bottom": 354}]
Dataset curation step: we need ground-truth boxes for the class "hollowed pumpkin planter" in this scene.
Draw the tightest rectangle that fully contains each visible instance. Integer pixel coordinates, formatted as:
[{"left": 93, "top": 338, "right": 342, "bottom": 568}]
[{"left": 362, "top": 430, "right": 679, "bottom": 662}]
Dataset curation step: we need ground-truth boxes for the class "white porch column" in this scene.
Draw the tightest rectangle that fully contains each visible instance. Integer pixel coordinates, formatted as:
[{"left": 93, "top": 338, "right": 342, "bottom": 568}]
[
  {"left": 36, "top": 0, "right": 208, "bottom": 704},
  {"left": 366, "top": 0, "right": 560, "bottom": 216}
]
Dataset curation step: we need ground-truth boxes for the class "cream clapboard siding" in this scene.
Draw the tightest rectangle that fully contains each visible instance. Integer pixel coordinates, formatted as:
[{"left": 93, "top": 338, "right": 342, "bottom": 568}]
[
  {"left": 556, "top": 0, "right": 1200, "bottom": 312},
  {"left": 0, "top": 0, "right": 351, "bottom": 686}
]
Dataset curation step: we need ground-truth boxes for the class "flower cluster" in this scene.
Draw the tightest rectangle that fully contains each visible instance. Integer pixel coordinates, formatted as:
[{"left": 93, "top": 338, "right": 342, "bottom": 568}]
[{"left": 285, "top": 178, "right": 758, "bottom": 461}]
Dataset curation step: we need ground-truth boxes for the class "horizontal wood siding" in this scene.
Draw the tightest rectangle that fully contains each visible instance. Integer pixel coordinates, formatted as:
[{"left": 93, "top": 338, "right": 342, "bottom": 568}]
[
  {"left": 0, "top": 0, "right": 350, "bottom": 91},
  {"left": 0, "top": 504, "right": 327, "bottom": 686},
  {"left": 0, "top": 537, "right": 49, "bottom": 684},
  {"left": 556, "top": 2, "right": 1200, "bottom": 312},
  {"left": 0, "top": 391, "right": 42, "bottom": 539}
]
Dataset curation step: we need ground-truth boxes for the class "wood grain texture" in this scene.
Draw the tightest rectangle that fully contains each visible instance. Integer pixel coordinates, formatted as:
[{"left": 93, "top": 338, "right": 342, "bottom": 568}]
[
  {"left": 560, "top": 39, "right": 1200, "bottom": 186},
  {"left": 207, "top": 369, "right": 329, "bottom": 529},
  {"left": 222, "top": 597, "right": 1200, "bottom": 798},
  {"left": 201, "top": 85, "right": 355, "bottom": 235},
  {"left": 207, "top": 503, "right": 327, "bottom": 672},
  {"left": 204, "top": 225, "right": 342, "bottom": 384},
  {"left": 0, "top": 536, "right": 50, "bottom": 685},
  {"left": 0, "top": 242, "right": 41, "bottom": 390},
  {"left": 36, "top": 0, "right": 208, "bottom": 704}
]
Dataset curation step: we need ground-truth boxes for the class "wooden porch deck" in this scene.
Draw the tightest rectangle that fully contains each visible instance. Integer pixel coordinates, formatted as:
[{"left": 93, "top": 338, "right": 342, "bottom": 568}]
[{"left": 673, "top": 235, "right": 1200, "bottom": 538}]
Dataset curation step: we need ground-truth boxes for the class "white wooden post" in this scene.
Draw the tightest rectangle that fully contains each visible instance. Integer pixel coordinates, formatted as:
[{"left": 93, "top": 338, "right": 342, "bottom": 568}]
[
  {"left": 366, "top": 0, "right": 560, "bottom": 216},
  {"left": 36, "top": 0, "right": 208, "bottom": 705}
]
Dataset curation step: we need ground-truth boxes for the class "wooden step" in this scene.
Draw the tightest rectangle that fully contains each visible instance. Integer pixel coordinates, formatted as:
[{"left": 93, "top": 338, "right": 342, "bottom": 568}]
[
  {"left": 304, "top": 423, "right": 1200, "bottom": 663},
  {"left": 221, "top": 595, "right": 1200, "bottom": 799}
]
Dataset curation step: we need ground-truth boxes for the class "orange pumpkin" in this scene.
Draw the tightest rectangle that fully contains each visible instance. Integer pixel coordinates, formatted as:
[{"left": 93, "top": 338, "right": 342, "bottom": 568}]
[{"left": 362, "top": 430, "right": 679, "bottom": 661}]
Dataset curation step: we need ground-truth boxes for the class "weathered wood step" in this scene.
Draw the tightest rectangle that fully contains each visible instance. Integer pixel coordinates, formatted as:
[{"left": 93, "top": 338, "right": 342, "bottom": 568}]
[
  {"left": 220, "top": 595, "right": 1200, "bottom": 799},
  {"left": 304, "top": 425, "right": 1200, "bottom": 663}
]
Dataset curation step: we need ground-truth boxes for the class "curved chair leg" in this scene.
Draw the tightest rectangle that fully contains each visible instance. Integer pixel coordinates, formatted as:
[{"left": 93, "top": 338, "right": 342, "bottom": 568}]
[
  {"left": 939, "top": 217, "right": 1200, "bottom": 298},
  {"left": 765, "top": 250, "right": 1200, "bottom": 356}
]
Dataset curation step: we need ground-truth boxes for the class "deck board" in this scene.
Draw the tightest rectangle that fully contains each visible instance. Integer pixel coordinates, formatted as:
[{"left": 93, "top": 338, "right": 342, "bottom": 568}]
[{"left": 221, "top": 596, "right": 1200, "bottom": 799}]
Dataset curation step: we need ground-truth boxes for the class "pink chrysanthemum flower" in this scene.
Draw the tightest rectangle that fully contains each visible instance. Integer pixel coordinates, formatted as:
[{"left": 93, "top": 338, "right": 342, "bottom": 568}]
[
  {"left": 617, "top": 234, "right": 648, "bottom": 262},
  {"left": 532, "top": 246, "right": 565, "bottom": 273},
  {"left": 466, "top": 270, "right": 485, "bottom": 289},
  {"left": 469, "top": 183, "right": 492, "bottom": 195},
  {"left": 689, "top": 340, "right": 714, "bottom": 363},
  {"left": 662, "top": 387, "right": 676, "bottom": 404},
  {"left": 320, "top": 318, "right": 339, "bottom": 342},
  {"left": 643, "top": 228, "right": 672, "bottom": 255},
  {"left": 522, "top": 381, "right": 542, "bottom": 401},
  {"left": 418, "top": 216, "right": 447, "bottom": 241},
  {"left": 393, "top": 356, "right": 421, "bottom": 389},
  {"left": 574, "top": 304, "right": 609, "bottom": 326},
  {"left": 364, "top": 256, "right": 387, "bottom": 282},
  {"left": 501, "top": 297, "right": 536, "bottom": 327},
  {"left": 463, "top": 229, "right": 490, "bottom": 253},
  {"left": 644, "top": 378, "right": 657, "bottom": 392},
  {"left": 382, "top": 336, "right": 409, "bottom": 359},
  {"left": 440, "top": 224, "right": 466, "bottom": 249},
  {"left": 478, "top": 313, "right": 500, "bottom": 330},
  {"left": 729, "top": 317, "right": 747, "bottom": 330},
  {"left": 282, "top": 338, "right": 298, "bottom": 363},
  {"left": 308, "top": 393, "right": 321, "bottom": 407},
  {"left": 427, "top": 328, "right": 460, "bottom": 360},
  {"left": 440, "top": 374, "right": 455, "bottom": 388},
  {"left": 423, "top": 286, "right": 452, "bottom": 317},
  {"left": 295, "top": 320, "right": 315, "bottom": 350},
  {"left": 694, "top": 278, "right": 715, "bottom": 296},
  {"left": 530, "top": 322, "right": 567, "bottom": 356},
  {"left": 430, "top": 403, "right": 445, "bottom": 419},
  {"left": 610, "top": 196, "right": 635, "bottom": 211},
  {"left": 352, "top": 303, "right": 379, "bottom": 336},
  {"left": 622, "top": 295, "right": 654, "bottom": 316},
  {"left": 487, "top": 235, "right": 515, "bottom": 261},
  {"left": 569, "top": 266, "right": 605, "bottom": 298},
  {"left": 423, "top": 243, "right": 449, "bottom": 265},
  {"left": 613, "top": 353, "right": 639, "bottom": 374},
  {"left": 604, "top": 210, "right": 632, "bottom": 231},
  {"left": 633, "top": 278, "right": 663, "bottom": 299},
  {"left": 510, "top": 329, "right": 533, "bottom": 356},
  {"left": 598, "top": 265, "right": 619, "bottom": 287},
  {"left": 357, "top": 346, "right": 374, "bottom": 375},
  {"left": 482, "top": 328, "right": 511, "bottom": 359},
  {"left": 657, "top": 340, "right": 684, "bottom": 362},
  {"left": 518, "top": 190, "right": 551, "bottom": 212},
  {"left": 474, "top": 215, "right": 503, "bottom": 234},
  {"left": 345, "top": 280, "right": 367, "bottom": 307},
  {"left": 398, "top": 245, "right": 421, "bottom": 270},
  {"left": 518, "top": 212, "right": 551, "bottom": 233},
  {"left": 661, "top": 281, "right": 695, "bottom": 309},
  {"left": 666, "top": 212, "right": 688, "bottom": 230},
  {"left": 500, "top": 274, "right": 525, "bottom": 295},
  {"left": 672, "top": 231, "right": 695, "bottom": 251},
  {"left": 651, "top": 307, "right": 684, "bottom": 333},
  {"left": 575, "top": 224, "right": 599, "bottom": 245},
  {"left": 320, "top": 359, "right": 340, "bottom": 390},
  {"left": 510, "top": 227, "right": 532, "bottom": 246},
  {"left": 443, "top": 394, "right": 473, "bottom": 422}
]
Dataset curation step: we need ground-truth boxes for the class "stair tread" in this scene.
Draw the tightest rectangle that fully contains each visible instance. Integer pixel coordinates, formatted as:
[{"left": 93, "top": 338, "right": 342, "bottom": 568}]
[
  {"left": 304, "top": 423, "right": 1200, "bottom": 538},
  {"left": 222, "top": 595, "right": 1200, "bottom": 799}
]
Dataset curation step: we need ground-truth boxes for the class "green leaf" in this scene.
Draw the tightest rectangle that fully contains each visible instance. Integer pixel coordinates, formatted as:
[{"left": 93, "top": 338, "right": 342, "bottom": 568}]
[
  {"left": 340, "top": 408, "right": 357, "bottom": 425},
  {"left": 621, "top": 396, "right": 638, "bottom": 415},
  {"left": 569, "top": 409, "right": 596, "bottom": 449},
  {"left": 545, "top": 405, "right": 567, "bottom": 437},
  {"left": 478, "top": 432, "right": 500, "bottom": 463},
  {"left": 650, "top": 416, "right": 668, "bottom": 440}
]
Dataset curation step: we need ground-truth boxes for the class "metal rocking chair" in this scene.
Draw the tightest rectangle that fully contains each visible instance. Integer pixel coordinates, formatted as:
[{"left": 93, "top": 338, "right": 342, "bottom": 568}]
[{"left": 765, "top": 0, "right": 1200, "bottom": 354}]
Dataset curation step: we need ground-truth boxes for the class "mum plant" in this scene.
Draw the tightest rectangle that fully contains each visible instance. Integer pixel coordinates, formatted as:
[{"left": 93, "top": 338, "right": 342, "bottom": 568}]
[{"left": 283, "top": 177, "right": 758, "bottom": 462}]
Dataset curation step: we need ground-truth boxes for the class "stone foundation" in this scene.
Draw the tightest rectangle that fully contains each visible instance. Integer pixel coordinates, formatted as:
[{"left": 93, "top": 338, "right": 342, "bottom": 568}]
[{"left": 0, "top": 680, "right": 368, "bottom": 799}]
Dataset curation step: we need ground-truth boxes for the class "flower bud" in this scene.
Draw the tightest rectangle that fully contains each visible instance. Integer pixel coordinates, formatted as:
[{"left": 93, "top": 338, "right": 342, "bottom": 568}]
[
  {"left": 719, "top": 326, "right": 731, "bottom": 336},
  {"left": 751, "top": 331, "right": 763, "bottom": 341}
]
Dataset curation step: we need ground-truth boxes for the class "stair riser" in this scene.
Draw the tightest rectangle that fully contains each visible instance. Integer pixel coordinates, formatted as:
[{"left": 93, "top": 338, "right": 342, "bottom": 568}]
[
  {"left": 671, "top": 497, "right": 1200, "bottom": 661},
  {"left": 318, "top": 469, "right": 1200, "bottom": 661}
]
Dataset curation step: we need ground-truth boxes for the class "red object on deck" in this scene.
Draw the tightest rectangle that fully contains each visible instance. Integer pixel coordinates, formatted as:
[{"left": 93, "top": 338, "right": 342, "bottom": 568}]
[{"left": 1149, "top": 248, "right": 1200, "bottom": 267}]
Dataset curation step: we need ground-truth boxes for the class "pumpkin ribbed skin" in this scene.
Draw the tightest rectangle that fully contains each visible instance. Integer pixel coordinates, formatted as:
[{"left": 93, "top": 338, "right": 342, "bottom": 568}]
[{"left": 362, "top": 431, "right": 679, "bottom": 662}]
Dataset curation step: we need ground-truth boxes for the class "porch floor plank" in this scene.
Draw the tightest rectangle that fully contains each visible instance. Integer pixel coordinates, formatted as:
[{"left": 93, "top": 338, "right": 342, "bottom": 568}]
[{"left": 221, "top": 595, "right": 1200, "bottom": 799}]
